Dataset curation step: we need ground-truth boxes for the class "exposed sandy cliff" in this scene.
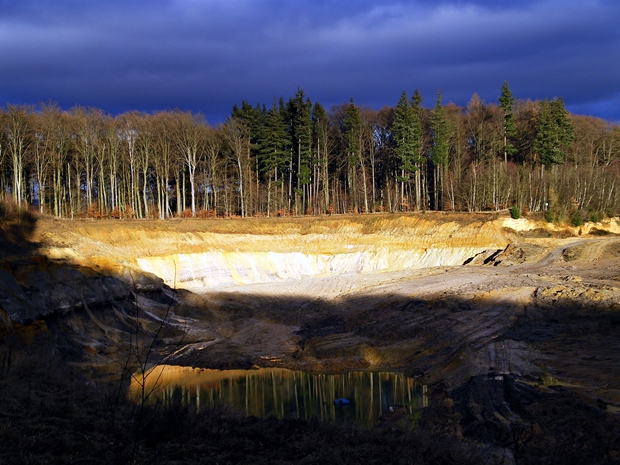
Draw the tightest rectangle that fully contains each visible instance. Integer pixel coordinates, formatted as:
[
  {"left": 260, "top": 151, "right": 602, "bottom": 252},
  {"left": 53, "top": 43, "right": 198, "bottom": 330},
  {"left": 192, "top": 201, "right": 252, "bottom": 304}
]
[{"left": 35, "top": 213, "right": 607, "bottom": 290}]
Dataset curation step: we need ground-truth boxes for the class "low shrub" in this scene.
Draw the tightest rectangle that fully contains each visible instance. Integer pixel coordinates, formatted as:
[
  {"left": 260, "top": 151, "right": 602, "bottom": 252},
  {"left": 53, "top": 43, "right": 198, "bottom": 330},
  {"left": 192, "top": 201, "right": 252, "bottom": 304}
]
[
  {"left": 570, "top": 210, "right": 584, "bottom": 227},
  {"left": 544, "top": 209, "right": 554, "bottom": 223},
  {"left": 588, "top": 211, "right": 602, "bottom": 223}
]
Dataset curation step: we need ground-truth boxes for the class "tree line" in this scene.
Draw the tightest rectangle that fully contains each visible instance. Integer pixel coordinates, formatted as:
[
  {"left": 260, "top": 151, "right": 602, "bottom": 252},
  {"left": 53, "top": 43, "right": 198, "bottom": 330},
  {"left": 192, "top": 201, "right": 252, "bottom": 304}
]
[{"left": 1, "top": 83, "right": 619, "bottom": 222}]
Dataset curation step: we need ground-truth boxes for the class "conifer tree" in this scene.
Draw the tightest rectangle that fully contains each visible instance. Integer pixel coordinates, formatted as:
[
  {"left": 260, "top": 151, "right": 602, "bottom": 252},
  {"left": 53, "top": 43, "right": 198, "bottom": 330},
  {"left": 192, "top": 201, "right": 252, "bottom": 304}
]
[
  {"left": 534, "top": 100, "right": 555, "bottom": 165},
  {"left": 392, "top": 92, "right": 415, "bottom": 174},
  {"left": 498, "top": 81, "right": 517, "bottom": 165},
  {"left": 231, "top": 101, "right": 263, "bottom": 156},
  {"left": 550, "top": 97, "right": 575, "bottom": 151},
  {"left": 430, "top": 90, "right": 451, "bottom": 209},
  {"left": 288, "top": 88, "right": 313, "bottom": 213},
  {"left": 534, "top": 98, "right": 574, "bottom": 166},
  {"left": 311, "top": 102, "right": 330, "bottom": 213},
  {"left": 231, "top": 101, "right": 264, "bottom": 213},
  {"left": 342, "top": 99, "right": 361, "bottom": 211},
  {"left": 391, "top": 90, "right": 423, "bottom": 209},
  {"left": 410, "top": 89, "right": 424, "bottom": 210},
  {"left": 259, "top": 99, "right": 290, "bottom": 215}
]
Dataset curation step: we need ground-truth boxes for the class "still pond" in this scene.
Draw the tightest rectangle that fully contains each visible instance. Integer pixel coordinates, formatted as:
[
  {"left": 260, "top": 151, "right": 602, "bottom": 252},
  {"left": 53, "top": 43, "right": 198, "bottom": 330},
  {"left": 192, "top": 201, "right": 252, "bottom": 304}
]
[{"left": 130, "top": 366, "right": 427, "bottom": 426}]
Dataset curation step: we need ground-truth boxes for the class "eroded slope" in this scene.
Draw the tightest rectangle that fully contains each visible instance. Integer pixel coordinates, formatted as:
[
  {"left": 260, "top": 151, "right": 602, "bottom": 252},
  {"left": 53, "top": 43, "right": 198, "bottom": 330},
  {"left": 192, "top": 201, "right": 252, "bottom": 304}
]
[{"left": 34, "top": 213, "right": 568, "bottom": 290}]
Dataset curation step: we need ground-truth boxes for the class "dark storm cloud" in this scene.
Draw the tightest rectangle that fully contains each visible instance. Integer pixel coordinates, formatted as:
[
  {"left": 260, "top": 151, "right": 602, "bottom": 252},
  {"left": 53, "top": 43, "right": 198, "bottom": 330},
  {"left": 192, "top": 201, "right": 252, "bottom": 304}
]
[{"left": 1, "top": 0, "right": 619, "bottom": 122}]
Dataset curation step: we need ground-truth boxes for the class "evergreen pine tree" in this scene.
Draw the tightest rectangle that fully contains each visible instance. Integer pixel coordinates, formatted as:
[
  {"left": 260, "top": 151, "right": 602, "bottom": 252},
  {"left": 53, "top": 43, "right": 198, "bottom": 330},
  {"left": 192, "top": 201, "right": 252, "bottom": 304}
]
[
  {"left": 430, "top": 90, "right": 451, "bottom": 209},
  {"left": 311, "top": 102, "right": 328, "bottom": 151},
  {"left": 410, "top": 89, "right": 424, "bottom": 210},
  {"left": 257, "top": 100, "right": 290, "bottom": 216},
  {"left": 231, "top": 101, "right": 263, "bottom": 157},
  {"left": 311, "top": 102, "right": 330, "bottom": 212},
  {"left": 343, "top": 98, "right": 361, "bottom": 167},
  {"left": 391, "top": 90, "right": 423, "bottom": 209},
  {"left": 342, "top": 99, "right": 361, "bottom": 211},
  {"left": 411, "top": 89, "right": 422, "bottom": 110},
  {"left": 550, "top": 97, "right": 575, "bottom": 150},
  {"left": 259, "top": 99, "right": 290, "bottom": 176},
  {"left": 392, "top": 91, "right": 417, "bottom": 179},
  {"left": 430, "top": 90, "right": 450, "bottom": 168},
  {"left": 498, "top": 81, "right": 517, "bottom": 164},
  {"left": 534, "top": 98, "right": 574, "bottom": 166},
  {"left": 287, "top": 88, "right": 313, "bottom": 213},
  {"left": 534, "top": 100, "right": 558, "bottom": 165}
]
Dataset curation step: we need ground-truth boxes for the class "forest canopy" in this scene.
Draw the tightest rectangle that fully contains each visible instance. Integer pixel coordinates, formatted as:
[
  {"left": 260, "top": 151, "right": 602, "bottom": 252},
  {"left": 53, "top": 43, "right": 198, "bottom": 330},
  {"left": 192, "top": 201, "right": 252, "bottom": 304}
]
[{"left": 1, "top": 83, "right": 619, "bottom": 222}]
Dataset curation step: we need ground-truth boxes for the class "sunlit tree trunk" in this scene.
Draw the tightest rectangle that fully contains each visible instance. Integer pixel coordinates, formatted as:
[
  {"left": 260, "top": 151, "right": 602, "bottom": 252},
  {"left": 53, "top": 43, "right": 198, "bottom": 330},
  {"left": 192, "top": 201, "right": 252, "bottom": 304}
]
[
  {"left": 4, "top": 105, "right": 33, "bottom": 207},
  {"left": 222, "top": 117, "right": 250, "bottom": 217}
]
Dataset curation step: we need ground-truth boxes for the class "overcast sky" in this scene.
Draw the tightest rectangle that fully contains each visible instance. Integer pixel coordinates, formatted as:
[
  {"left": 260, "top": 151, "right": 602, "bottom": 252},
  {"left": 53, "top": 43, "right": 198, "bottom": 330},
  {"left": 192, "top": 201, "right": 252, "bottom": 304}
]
[{"left": 1, "top": 0, "right": 619, "bottom": 123}]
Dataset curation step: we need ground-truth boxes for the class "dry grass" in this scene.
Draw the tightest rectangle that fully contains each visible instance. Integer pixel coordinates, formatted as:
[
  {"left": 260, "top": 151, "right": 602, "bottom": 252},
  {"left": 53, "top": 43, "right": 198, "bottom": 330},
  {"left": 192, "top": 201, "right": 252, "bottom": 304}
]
[{"left": 36, "top": 211, "right": 502, "bottom": 237}]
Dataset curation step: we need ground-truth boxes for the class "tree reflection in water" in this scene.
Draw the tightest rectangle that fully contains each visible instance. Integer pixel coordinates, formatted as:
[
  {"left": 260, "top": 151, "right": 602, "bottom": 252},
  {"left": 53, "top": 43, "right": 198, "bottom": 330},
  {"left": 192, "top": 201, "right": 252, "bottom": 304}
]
[{"left": 131, "top": 366, "right": 427, "bottom": 426}]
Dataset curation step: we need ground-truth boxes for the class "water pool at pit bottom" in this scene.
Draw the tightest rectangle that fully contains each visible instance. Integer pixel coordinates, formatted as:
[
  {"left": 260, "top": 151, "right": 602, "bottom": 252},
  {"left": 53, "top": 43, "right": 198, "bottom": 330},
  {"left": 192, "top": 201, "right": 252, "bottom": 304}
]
[{"left": 131, "top": 366, "right": 428, "bottom": 426}]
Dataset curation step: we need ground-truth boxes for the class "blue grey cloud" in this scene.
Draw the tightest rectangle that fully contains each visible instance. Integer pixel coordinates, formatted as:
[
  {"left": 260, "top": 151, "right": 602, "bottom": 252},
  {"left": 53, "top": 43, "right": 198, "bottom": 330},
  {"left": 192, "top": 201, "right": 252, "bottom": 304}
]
[{"left": 1, "top": 0, "right": 618, "bottom": 123}]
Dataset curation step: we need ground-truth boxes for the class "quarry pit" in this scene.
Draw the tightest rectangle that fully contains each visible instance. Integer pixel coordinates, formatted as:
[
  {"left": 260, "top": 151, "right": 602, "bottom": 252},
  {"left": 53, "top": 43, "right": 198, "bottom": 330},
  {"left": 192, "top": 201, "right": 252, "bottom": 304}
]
[{"left": 2, "top": 212, "right": 620, "bottom": 463}]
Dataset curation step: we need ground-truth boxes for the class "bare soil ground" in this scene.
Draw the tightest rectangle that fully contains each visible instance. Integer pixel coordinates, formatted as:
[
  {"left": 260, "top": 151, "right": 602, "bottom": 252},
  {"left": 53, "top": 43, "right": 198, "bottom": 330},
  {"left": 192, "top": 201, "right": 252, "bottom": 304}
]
[
  {"left": 161, "top": 233, "right": 620, "bottom": 463},
  {"left": 169, "top": 237, "right": 620, "bottom": 394},
  {"left": 2, "top": 213, "right": 620, "bottom": 463}
]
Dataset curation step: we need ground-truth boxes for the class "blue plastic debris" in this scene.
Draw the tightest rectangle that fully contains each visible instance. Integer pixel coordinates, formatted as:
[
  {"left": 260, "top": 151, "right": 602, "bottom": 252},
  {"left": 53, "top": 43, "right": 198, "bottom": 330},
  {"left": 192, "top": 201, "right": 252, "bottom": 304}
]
[{"left": 333, "top": 398, "right": 350, "bottom": 405}]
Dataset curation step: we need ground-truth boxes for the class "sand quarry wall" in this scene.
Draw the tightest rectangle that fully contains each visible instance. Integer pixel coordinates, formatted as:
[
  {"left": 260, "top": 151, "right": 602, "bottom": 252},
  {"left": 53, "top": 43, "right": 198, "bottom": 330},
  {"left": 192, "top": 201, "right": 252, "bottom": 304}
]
[
  {"left": 36, "top": 214, "right": 620, "bottom": 291},
  {"left": 134, "top": 247, "right": 489, "bottom": 290}
]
